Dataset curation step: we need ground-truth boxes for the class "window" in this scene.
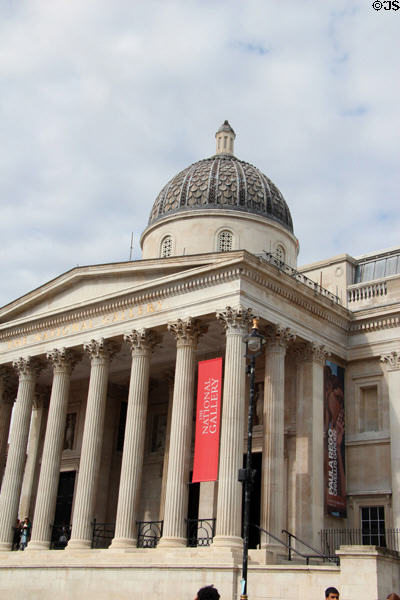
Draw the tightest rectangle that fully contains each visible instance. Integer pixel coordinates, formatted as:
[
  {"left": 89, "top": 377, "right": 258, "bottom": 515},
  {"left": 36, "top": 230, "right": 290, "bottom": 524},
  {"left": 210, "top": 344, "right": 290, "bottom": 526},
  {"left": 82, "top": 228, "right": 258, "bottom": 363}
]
[
  {"left": 160, "top": 235, "right": 173, "bottom": 258},
  {"left": 361, "top": 506, "right": 386, "bottom": 546},
  {"left": 275, "top": 244, "right": 285, "bottom": 263},
  {"left": 218, "top": 230, "right": 233, "bottom": 252}
]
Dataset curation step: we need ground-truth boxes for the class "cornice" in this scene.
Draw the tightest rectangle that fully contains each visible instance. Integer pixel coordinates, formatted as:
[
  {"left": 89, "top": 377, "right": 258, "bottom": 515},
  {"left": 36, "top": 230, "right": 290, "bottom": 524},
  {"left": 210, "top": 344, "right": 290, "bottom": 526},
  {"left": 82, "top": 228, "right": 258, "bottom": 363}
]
[
  {"left": 239, "top": 265, "right": 349, "bottom": 332},
  {"left": 349, "top": 312, "right": 400, "bottom": 334},
  {"left": 0, "top": 256, "right": 351, "bottom": 343}
]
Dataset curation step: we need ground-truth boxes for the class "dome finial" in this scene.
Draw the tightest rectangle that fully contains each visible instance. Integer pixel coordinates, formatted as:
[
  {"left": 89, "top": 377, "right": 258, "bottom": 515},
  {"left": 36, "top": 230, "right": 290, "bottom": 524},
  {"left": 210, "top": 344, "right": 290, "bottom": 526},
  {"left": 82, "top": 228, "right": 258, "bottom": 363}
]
[{"left": 215, "top": 120, "right": 236, "bottom": 155}]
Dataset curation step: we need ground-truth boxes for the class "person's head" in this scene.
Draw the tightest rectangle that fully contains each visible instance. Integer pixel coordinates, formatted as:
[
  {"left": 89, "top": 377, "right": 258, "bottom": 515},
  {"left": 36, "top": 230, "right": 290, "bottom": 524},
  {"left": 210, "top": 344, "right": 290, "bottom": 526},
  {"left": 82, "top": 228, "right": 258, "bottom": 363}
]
[
  {"left": 196, "top": 585, "right": 220, "bottom": 600},
  {"left": 386, "top": 594, "right": 400, "bottom": 600},
  {"left": 325, "top": 587, "right": 339, "bottom": 600}
]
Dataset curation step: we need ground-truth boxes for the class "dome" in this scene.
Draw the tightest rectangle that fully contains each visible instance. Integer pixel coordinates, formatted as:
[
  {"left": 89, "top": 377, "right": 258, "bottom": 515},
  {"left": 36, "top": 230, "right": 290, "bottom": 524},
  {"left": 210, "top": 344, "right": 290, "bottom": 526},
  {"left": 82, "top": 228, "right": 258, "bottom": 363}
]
[{"left": 148, "top": 122, "right": 293, "bottom": 233}]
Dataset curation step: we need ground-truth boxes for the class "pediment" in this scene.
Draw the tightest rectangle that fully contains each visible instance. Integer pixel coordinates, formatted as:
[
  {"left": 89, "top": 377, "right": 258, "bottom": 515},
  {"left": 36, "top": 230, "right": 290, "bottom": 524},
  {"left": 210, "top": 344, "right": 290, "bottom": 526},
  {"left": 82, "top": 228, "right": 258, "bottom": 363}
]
[{"left": 0, "top": 254, "right": 226, "bottom": 326}]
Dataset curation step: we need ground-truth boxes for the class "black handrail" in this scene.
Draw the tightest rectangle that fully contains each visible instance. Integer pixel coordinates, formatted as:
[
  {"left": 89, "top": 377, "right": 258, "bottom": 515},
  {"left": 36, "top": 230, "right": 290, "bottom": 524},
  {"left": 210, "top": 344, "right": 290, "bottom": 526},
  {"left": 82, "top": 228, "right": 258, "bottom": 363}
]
[
  {"left": 282, "top": 529, "right": 338, "bottom": 565},
  {"left": 254, "top": 525, "right": 313, "bottom": 564},
  {"left": 254, "top": 525, "right": 338, "bottom": 565}
]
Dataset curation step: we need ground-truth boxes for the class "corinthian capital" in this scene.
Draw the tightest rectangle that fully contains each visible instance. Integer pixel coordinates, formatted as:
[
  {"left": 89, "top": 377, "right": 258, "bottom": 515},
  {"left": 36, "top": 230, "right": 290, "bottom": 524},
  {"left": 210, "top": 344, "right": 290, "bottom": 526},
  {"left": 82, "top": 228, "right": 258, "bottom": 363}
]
[
  {"left": 84, "top": 338, "right": 120, "bottom": 362},
  {"left": 265, "top": 324, "right": 296, "bottom": 350},
  {"left": 293, "top": 342, "right": 330, "bottom": 364},
  {"left": 124, "top": 329, "right": 161, "bottom": 354},
  {"left": 381, "top": 351, "right": 400, "bottom": 371},
  {"left": 216, "top": 306, "right": 253, "bottom": 333},
  {"left": 47, "top": 348, "right": 82, "bottom": 374},
  {"left": 12, "top": 356, "right": 43, "bottom": 379},
  {"left": 168, "top": 318, "right": 207, "bottom": 346}
]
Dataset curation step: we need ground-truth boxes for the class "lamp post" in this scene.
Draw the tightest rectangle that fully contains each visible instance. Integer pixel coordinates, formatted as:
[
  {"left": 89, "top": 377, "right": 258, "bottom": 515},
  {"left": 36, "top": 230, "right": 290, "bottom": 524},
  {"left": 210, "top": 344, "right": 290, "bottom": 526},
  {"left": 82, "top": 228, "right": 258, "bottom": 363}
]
[{"left": 239, "top": 318, "right": 266, "bottom": 600}]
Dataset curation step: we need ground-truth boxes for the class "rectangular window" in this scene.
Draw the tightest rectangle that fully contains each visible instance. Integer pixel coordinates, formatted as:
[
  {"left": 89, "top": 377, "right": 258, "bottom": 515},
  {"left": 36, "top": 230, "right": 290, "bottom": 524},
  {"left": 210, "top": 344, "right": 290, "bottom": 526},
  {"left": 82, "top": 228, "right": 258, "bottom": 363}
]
[{"left": 361, "top": 506, "right": 386, "bottom": 546}]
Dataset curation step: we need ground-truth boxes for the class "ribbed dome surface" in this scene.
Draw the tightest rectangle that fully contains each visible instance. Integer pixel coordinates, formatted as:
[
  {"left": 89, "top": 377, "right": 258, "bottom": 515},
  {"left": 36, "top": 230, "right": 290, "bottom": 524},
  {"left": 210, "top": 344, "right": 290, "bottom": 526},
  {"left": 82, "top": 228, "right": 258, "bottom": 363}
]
[{"left": 148, "top": 154, "right": 293, "bottom": 232}]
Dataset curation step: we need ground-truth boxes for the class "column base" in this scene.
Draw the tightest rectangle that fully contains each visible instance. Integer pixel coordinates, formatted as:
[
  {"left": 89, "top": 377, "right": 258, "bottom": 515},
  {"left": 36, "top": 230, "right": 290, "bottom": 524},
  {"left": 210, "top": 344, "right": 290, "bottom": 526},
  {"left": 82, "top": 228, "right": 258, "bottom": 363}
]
[
  {"left": 109, "top": 538, "right": 137, "bottom": 550},
  {"left": 65, "top": 538, "right": 92, "bottom": 550},
  {"left": 0, "top": 542, "right": 12, "bottom": 552},
  {"left": 212, "top": 534, "right": 243, "bottom": 549},
  {"left": 26, "top": 540, "right": 51, "bottom": 551},
  {"left": 157, "top": 536, "right": 187, "bottom": 548}
]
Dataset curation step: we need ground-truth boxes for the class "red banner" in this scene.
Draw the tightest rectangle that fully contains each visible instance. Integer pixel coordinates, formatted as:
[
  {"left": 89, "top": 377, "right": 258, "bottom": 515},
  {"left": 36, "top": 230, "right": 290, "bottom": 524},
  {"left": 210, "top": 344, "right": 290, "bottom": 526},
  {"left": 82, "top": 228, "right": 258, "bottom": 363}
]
[{"left": 192, "top": 358, "right": 223, "bottom": 483}]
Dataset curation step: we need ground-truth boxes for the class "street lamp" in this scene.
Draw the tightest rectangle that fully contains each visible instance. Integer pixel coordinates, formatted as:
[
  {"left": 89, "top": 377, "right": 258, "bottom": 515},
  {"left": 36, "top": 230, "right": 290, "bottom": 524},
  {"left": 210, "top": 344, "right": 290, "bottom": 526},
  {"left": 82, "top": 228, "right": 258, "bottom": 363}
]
[{"left": 239, "top": 317, "right": 266, "bottom": 600}]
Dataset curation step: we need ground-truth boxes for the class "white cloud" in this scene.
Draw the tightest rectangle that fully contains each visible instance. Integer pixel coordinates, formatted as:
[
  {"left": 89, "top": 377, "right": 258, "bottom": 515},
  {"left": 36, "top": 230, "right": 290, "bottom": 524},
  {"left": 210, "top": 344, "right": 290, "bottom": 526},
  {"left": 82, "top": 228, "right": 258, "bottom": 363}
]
[{"left": 0, "top": 0, "right": 399, "bottom": 306}]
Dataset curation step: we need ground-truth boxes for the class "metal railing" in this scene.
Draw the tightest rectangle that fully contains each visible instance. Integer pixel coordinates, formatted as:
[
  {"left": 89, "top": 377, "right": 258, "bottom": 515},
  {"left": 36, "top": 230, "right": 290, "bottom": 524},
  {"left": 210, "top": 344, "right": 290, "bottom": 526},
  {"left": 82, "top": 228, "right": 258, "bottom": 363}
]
[
  {"left": 320, "top": 528, "right": 400, "bottom": 555},
  {"left": 186, "top": 518, "right": 216, "bottom": 547},
  {"left": 50, "top": 524, "right": 71, "bottom": 549},
  {"left": 254, "top": 525, "right": 338, "bottom": 565},
  {"left": 282, "top": 529, "right": 338, "bottom": 565},
  {"left": 91, "top": 520, "right": 115, "bottom": 549},
  {"left": 262, "top": 252, "right": 341, "bottom": 304},
  {"left": 137, "top": 520, "right": 163, "bottom": 548}
]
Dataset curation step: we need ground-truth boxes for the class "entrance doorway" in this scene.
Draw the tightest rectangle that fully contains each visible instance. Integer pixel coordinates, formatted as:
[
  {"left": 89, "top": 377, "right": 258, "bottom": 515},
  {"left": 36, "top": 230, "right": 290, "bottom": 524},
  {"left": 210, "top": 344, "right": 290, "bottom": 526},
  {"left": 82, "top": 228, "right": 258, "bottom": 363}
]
[
  {"left": 54, "top": 471, "right": 76, "bottom": 527},
  {"left": 242, "top": 452, "right": 262, "bottom": 549}
]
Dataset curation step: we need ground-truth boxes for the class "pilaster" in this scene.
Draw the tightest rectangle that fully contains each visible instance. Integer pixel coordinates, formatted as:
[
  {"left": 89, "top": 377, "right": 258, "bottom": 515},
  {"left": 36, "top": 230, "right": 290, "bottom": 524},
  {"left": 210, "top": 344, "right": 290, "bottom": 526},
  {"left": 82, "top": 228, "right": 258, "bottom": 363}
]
[
  {"left": 261, "top": 325, "right": 295, "bottom": 548},
  {"left": 0, "top": 367, "right": 17, "bottom": 487},
  {"left": 293, "top": 342, "right": 329, "bottom": 548},
  {"left": 380, "top": 351, "right": 400, "bottom": 528}
]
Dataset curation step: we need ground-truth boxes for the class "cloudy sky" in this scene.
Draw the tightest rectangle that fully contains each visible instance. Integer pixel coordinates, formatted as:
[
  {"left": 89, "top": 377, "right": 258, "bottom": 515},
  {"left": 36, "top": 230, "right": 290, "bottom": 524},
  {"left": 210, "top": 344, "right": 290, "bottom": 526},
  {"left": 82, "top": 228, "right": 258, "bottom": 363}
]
[{"left": 0, "top": 0, "right": 399, "bottom": 308}]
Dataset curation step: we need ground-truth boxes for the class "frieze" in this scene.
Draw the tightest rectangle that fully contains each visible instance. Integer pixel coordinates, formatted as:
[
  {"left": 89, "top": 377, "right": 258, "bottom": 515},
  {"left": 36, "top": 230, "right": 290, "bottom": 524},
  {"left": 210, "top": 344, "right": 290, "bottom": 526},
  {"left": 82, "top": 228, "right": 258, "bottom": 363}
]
[
  {"left": 0, "top": 258, "right": 351, "bottom": 355},
  {"left": 2, "top": 302, "right": 163, "bottom": 351}
]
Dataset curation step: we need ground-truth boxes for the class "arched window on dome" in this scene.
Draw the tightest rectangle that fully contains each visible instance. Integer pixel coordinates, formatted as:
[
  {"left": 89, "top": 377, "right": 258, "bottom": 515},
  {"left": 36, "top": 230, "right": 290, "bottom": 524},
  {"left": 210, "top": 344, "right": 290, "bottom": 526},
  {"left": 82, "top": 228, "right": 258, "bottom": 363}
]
[
  {"left": 160, "top": 235, "right": 173, "bottom": 258},
  {"left": 217, "top": 230, "right": 233, "bottom": 252},
  {"left": 275, "top": 244, "right": 286, "bottom": 263}
]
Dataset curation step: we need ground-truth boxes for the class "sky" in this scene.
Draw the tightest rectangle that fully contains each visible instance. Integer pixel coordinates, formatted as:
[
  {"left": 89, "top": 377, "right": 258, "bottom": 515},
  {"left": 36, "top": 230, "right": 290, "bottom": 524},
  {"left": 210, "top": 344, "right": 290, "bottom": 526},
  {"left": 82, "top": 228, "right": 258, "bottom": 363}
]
[{"left": 0, "top": 0, "right": 399, "bottom": 308}]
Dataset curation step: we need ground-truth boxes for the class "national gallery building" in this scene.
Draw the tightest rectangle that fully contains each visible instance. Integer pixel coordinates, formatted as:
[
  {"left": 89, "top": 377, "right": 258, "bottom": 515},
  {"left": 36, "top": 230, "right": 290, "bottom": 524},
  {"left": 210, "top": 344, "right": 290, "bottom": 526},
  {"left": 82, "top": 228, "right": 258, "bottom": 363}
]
[{"left": 0, "top": 123, "right": 399, "bottom": 600}]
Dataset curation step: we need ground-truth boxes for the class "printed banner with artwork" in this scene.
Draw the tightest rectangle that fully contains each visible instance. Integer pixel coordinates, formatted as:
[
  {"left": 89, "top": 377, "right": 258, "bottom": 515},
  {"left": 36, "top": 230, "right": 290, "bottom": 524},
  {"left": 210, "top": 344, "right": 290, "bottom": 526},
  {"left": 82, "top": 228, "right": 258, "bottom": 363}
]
[
  {"left": 192, "top": 357, "right": 223, "bottom": 483},
  {"left": 324, "top": 361, "right": 346, "bottom": 517}
]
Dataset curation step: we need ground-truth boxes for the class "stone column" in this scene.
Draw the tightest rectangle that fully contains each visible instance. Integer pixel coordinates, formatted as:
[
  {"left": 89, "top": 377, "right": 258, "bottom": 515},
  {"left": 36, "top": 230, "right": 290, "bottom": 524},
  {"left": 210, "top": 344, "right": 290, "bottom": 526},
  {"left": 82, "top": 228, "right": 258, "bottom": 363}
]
[
  {"left": 0, "top": 367, "right": 16, "bottom": 488},
  {"left": 67, "top": 338, "right": 118, "bottom": 550},
  {"left": 294, "top": 342, "right": 329, "bottom": 548},
  {"left": 19, "top": 392, "right": 47, "bottom": 520},
  {"left": 110, "top": 329, "right": 159, "bottom": 549},
  {"left": 261, "top": 325, "right": 295, "bottom": 548},
  {"left": 0, "top": 357, "right": 42, "bottom": 551},
  {"left": 213, "top": 306, "right": 252, "bottom": 548},
  {"left": 159, "top": 318, "right": 206, "bottom": 547},
  {"left": 28, "top": 349, "right": 80, "bottom": 550},
  {"left": 380, "top": 351, "right": 400, "bottom": 529}
]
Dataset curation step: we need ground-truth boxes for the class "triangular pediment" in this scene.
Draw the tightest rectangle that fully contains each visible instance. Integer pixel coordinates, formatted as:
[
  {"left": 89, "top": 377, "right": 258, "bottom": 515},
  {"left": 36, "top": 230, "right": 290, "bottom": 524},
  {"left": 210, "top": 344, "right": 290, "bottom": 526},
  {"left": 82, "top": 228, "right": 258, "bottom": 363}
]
[{"left": 0, "top": 252, "right": 242, "bottom": 326}]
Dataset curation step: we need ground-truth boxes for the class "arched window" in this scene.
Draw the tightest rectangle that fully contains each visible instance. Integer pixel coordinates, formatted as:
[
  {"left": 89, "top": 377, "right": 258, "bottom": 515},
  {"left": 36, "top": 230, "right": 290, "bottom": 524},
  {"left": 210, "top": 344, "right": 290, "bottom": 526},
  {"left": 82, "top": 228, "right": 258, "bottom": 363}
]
[
  {"left": 275, "top": 244, "right": 285, "bottom": 263},
  {"left": 218, "top": 230, "right": 233, "bottom": 252},
  {"left": 160, "top": 235, "right": 173, "bottom": 258}
]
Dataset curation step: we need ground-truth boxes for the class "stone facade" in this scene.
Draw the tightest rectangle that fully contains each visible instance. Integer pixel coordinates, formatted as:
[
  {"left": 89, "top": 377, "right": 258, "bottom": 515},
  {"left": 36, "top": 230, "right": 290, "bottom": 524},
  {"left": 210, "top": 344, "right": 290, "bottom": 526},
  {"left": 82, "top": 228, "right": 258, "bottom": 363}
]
[{"left": 0, "top": 124, "right": 399, "bottom": 599}]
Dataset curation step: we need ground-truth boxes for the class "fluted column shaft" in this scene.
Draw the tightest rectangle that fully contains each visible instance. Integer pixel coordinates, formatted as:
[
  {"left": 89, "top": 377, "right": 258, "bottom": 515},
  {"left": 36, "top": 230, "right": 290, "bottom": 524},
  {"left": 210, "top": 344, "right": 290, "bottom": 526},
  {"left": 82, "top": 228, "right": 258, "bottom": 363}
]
[
  {"left": 68, "top": 339, "right": 118, "bottom": 549},
  {"left": 19, "top": 395, "right": 46, "bottom": 520},
  {"left": 110, "top": 330, "right": 157, "bottom": 549},
  {"left": 261, "top": 326, "right": 294, "bottom": 546},
  {"left": 0, "top": 368, "right": 16, "bottom": 487},
  {"left": 214, "top": 307, "right": 252, "bottom": 548},
  {"left": 28, "top": 349, "right": 79, "bottom": 550},
  {"left": 0, "top": 358, "right": 41, "bottom": 551},
  {"left": 381, "top": 351, "right": 400, "bottom": 528},
  {"left": 159, "top": 318, "right": 205, "bottom": 546},
  {"left": 294, "top": 343, "right": 328, "bottom": 548}
]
